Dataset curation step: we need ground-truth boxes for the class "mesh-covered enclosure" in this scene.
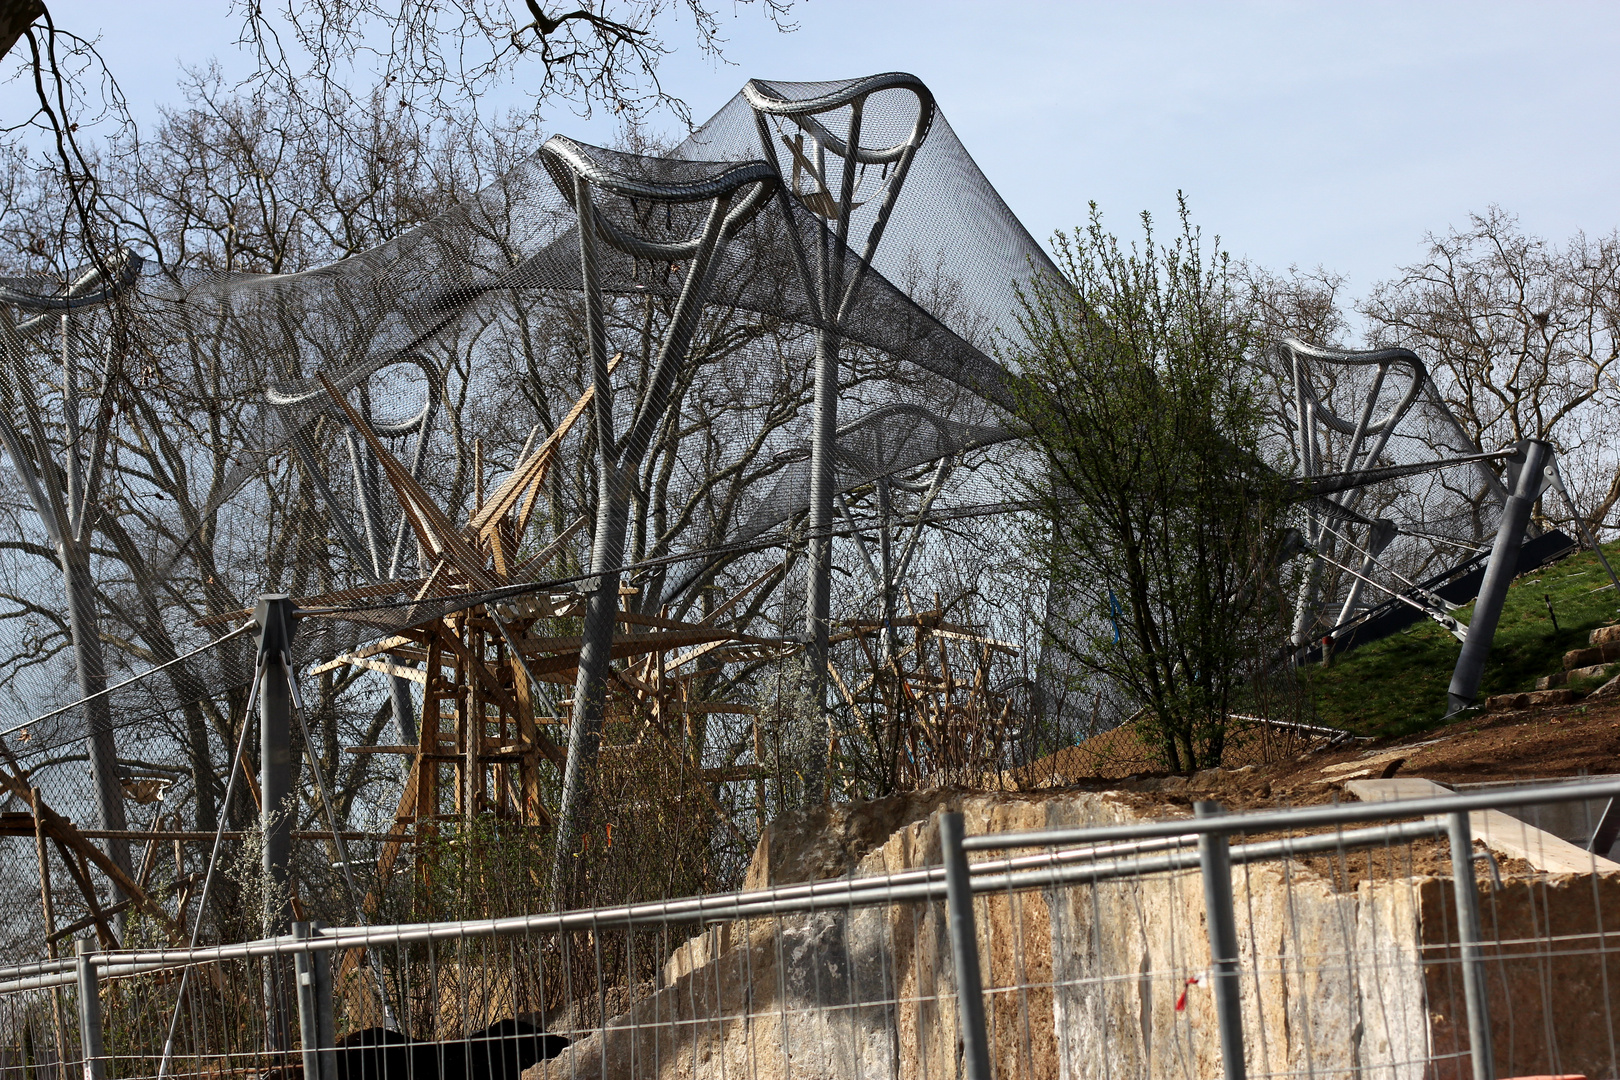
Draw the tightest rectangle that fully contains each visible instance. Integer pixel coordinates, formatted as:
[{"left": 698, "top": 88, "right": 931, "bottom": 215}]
[
  {"left": 0, "top": 73, "right": 1065, "bottom": 967},
  {"left": 1268, "top": 339, "right": 1518, "bottom": 651}
]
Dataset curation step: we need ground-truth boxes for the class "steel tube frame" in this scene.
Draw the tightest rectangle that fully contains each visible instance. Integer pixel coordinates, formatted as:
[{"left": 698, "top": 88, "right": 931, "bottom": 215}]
[
  {"left": 1447, "top": 439, "right": 1550, "bottom": 714},
  {"left": 1447, "top": 811, "right": 1495, "bottom": 1080},
  {"left": 293, "top": 922, "right": 336, "bottom": 1080},
  {"left": 11, "top": 778, "right": 1613, "bottom": 1001},
  {"left": 0, "top": 335, "right": 131, "bottom": 904},
  {"left": 0, "top": 258, "right": 139, "bottom": 890},
  {"left": 254, "top": 595, "right": 299, "bottom": 936},
  {"left": 545, "top": 138, "right": 777, "bottom": 896},
  {"left": 1196, "top": 802, "right": 1247, "bottom": 1080},
  {"left": 940, "top": 812, "right": 992, "bottom": 1080},
  {"left": 12, "top": 817, "right": 1447, "bottom": 993},
  {"left": 74, "top": 937, "right": 105, "bottom": 1080},
  {"left": 745, "top": 75, "right": 934, "bottom": 721},
  {"left": 963, "top": 774, "right": 1620, "bottom": 850},
  {"left": 254, "top": 594, "right": 299, "bottom": 1054}
]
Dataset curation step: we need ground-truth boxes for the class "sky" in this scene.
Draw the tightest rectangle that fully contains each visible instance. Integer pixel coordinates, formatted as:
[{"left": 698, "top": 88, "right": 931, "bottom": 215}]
[{"left": 20, "top": 1, "right": 1620, "bottom": 309}]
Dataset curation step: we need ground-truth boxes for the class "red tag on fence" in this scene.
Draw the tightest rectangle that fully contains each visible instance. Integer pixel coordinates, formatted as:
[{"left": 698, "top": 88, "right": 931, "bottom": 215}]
[{"left": 1174, "top": 974, "right": 1208, "bottom": 1012}]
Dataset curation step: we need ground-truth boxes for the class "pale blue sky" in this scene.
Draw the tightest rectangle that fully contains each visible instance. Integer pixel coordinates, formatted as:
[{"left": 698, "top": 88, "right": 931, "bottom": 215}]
[{"left": 20, "top": 1, "right": 1620, "bottom": 303}]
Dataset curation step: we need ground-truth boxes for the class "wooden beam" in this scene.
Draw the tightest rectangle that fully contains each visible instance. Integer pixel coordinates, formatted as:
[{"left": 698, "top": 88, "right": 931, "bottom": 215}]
[
  {"left": 50, "top": 838, "right": 118, "bottom": 950},
  {"left": 314, "top": 654, "right": 430, "bottom": 683},
  {"left": 0, "top": 765, "right": 179, "bottom": 938},
  {"left": 318, "top": 374, "right": 495, "bottom": 589},
  {"left": 505, "top": 514, "right": 589, "bottom": 584},
  {"left": 469, "top": 362, "right": 618, "bottom": 537},
  {"left": 697, "top": 560, "right": 786, "bottom": 627}
]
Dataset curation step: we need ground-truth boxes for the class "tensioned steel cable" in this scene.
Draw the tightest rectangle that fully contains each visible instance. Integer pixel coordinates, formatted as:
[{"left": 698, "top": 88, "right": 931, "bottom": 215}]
[
  {"left": 155, "top": 650, "right": 266, "bottom": 1080},
  {"left": 285, "top": 657, "right": 400, "bottom": 1031},
  {"left": 8, "top": 620, "right": 255, "bottom": 736},
  {"left": 1314, "top": 517, "right": 1460, "bottom": 614},
  {"left": 1309, "top": 546, "right": 1465, "bottom": 639}
]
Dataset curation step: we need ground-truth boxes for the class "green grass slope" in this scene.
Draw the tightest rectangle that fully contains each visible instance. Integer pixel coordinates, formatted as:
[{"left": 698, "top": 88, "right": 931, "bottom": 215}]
[{"left": 1307, "top": 540, "right": 1620, "bottom": 738}]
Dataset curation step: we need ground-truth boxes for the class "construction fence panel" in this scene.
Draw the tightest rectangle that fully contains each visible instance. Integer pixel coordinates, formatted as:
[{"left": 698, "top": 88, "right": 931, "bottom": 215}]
[{"left": 5, "top": 780, "right": 1620, "bottom": 1080}]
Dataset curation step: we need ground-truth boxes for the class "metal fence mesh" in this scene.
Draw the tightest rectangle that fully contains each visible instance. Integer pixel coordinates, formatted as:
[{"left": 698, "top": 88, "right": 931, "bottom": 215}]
[{"left": 5, "top": 779, "right": 1620, "bottom": 1080}]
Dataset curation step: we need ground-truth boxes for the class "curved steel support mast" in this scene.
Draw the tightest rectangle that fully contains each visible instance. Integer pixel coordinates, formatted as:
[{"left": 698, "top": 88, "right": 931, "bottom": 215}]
[
  {"left": 542, "top": 136, "right": 777, "bottom": 895},
  {"left": 744, "top": 73, "right": 936, "bottom": 720},
  {"left": 0, "top": 254, "right": 142, "bottom": 914},
  {"left": 1279, "top": 338, "right": 1506, "bottom": 651}
]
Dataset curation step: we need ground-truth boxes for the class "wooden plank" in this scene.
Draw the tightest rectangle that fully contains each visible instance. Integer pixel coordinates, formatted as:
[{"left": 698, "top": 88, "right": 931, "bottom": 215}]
[
  {"left": 314, "top": 655, "right": 429, "bottom": 683},
  {"left": 826, "top": 663, "right": 868, "bottom": 729},
  {"left": 529, "top": 630, "right": 783, "bottom": 679},
  {"left": 308, "top": 635, "right": 420, "bottom": 673},
  {"left": 51, "top": 838, "right": 119, "bottom": 949},
  {"left": 318, "top": 374, "right": 495, "bottom": 589},
  {"left": 505, "top": 515, "right": 589, "bottom": 585},
  {"left": 618, "top": 610, "right": 785, "bottom": 647},
  {"left": 469, "top": 364, "right": 617, "bottom": 536},
  {"left": 664, "top": 639, "right": 800, "bottom": 673},
  {"left": 697, "top": 561, "right": 786, "bottom": 627}
]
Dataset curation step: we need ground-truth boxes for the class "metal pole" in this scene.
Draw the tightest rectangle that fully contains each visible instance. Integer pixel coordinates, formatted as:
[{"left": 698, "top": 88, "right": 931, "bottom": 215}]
[
  {"left": 64, "top": 544, "right": 130, "bottom": 906},
  {"left": 73, "top": 938, "right": 104, "bottom": 1080},
  {"left": 1446, "top": 810, "right": 1495, "bottom": 1080},
  {"left": 293, "top": 922, "right": 336, "bottom": 1080},
  {"left": 1195, "top": 802, "right": 1246, "bottom": 1080},
  {"left": 254, "top": 594, "right": 299, "bottom": 935},
  {"left": 32, "top": 786, "right": 70, "bottom": 1080},
  {"left": 1332, "top": 517, "right": 1398, "bottom": 632},
  {"left": 545, "top": 143, "right": 770, "bottom": 896},
  {"left": 1589, "top": 798, "right": 1620, "bottom": 856},
  {"left": 940, "top": 812, "right": 992, "bottom": 1080},
  {"left": 315, "top": 925, "right": 336, "bottom": 1080},
  {"left": 293, "top": 922, "right": 319, "bottom": 1080},
  {"left": 254, "top": 594, "right": 298, "bottom": 1054},
  {"left": 1447, "top": 439, "right": 1550, "bottom": 714},
  {"left": 803, "top": 324, "right": 839, "bottom": 707}
]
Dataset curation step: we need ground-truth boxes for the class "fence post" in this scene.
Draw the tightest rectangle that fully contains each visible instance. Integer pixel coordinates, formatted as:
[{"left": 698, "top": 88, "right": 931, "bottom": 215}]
[
  {"left": 293, "top": 922, "right": 336, "bottom": 1080},
  {"left": 1447, "top": 810, "right": 1495, "bottom": 1080},
  {"left": 1195, "top": 802, "right": 1246, "bottom": 1080},
  {"left": 315, "top": 922, "right": 337, "bottom": 1080},
  {"left": 73, "top": 938, "right": 105, "bottom": 1080},
  {"left": 941, "top": 811, "right": 992, "bottom": 1080}
]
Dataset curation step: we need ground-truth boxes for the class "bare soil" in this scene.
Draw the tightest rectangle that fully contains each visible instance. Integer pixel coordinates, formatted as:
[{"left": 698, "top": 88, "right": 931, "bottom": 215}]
[{"left": 1028, "top": 694, "right": 1620, "bottom": 818}]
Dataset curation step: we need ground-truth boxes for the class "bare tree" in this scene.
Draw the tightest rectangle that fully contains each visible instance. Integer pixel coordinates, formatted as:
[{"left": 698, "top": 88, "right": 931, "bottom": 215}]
[
  {"left": 1362, "top": 208, "right": 1620, "bottom": 529},
  {"left": 234, "top": 0, "right": 796, "bottom": 133}
]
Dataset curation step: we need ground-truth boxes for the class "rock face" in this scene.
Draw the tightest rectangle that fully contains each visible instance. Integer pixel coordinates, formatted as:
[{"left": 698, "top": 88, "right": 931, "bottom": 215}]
[{"left": 526, "top": 791, "right": 1620, "bottom": 1080}]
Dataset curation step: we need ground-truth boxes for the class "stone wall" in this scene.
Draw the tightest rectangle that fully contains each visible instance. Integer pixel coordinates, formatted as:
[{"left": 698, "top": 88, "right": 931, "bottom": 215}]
[{"left": 526, "top": 790, "right": 1620, "bottom": 1080}]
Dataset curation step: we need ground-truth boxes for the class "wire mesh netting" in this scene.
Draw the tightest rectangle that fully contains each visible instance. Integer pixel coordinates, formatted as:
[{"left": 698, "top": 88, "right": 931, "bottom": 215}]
[
  {"left": 0, "top": 70, "right": 1567, "bottom": 1060},
  {"left": 0, "top": 73, "right": 1071, "bottom": 973}
]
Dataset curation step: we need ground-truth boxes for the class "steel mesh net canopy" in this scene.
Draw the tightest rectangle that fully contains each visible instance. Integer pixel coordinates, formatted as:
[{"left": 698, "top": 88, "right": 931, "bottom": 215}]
[
  {"left": 0, "top": 71, "right": 1068, "bottom": 964},
  {"left": 1269, "top": 339, "right": 1518, "bottom": 649},
  {"left": 0, "top": 67, "right": 1564, "bottom": 980}
]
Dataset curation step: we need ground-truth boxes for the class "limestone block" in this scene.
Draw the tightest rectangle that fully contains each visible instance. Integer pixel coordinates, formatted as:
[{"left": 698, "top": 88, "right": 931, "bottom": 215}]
[
  {"left": 1589, "top": 623, "right": 1620, "bottom": 646},
  {"left": 1562, "top": 644, "right": 1620, "bottom": 670},
  {"left": 1485, "top": 689, "right": 1576, "bottom": 711},
  {"left": 531, "top": 786, "right": 1620, "bottom": 1080}
]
